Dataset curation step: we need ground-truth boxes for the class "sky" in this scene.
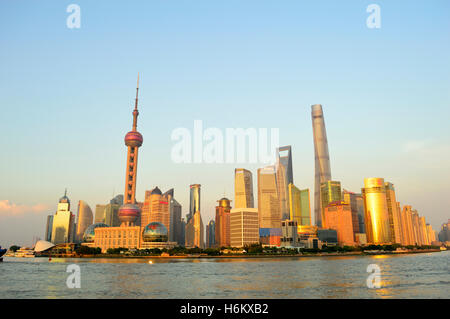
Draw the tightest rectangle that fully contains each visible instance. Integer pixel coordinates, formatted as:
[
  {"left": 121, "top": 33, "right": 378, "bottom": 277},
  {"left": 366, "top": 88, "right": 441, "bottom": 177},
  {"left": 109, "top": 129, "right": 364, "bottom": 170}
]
[{"left": 0, "top": 0, "right": 449, "bottom": 248}]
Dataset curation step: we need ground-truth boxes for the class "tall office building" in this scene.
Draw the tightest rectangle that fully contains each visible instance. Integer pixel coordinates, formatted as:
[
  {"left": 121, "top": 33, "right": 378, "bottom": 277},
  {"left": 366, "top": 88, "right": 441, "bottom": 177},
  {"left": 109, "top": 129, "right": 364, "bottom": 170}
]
[
  {"left": 311, "top": 104, "right": 332, "bottom": 227},
  {"left": 230, "top": 208, "right": 259, "bottom": 248},
  {"left": 411, "top": 210, "right": 421, "bottom": 245},
  {"left": 215, "top": 197, "right": 232, "bottom": 247},
  {"left": 276, "top": 146, "right": 293, "bottom": 220},
  {"left": 45, "top": 215, "right": 53, "bottom": 242},
  {"left": 75, "top": 200, "right": 93, "bottom": 243},
  {"left": 401, "top": 205, "right": 415, "bottom": 246},
  {"left": 234, "top": 168, "right": 254, "bottom": 208},
  {"left": 426, "top": 224, "right": 436, "bottom": 243},
  {"left": 384, "top": 183, "right": 403, "bottom": 244},
  {"left": 320, "top": 181, "right": 342, "bottom": 225},
  {"left": 169, "top": 195, "right": 182, "bottom": 244},
  {"left": 438, "top": 219, "right": 450, "bottom": 243},
  {"left": 361, "top": 178, "right": 392, "bottom": 244},
  {"left": 185, "top": 184, "right": 204, "bottom": 248},
  {"left": 94, "top": 204, "right": 107, "bottom": 224},
  {"left": 141, "top": 187, "right": 170, "bottom": 234},
  {"left": 288, "top": 184, "right": 311, "bottom": 228},
  {"left": 51, "top": 191, "right": 75, "bottom": 244},
  {"left": 257, "top": 165, "right": 281, "bottom": 229},
  {"left": 342, "top": 190, "right": 364, "bottom": 236},
  {"left": 419, "top": 216, "right": 428, "bottom": 245},
  {"left": 189, "top": 184, "right": 201, "bottom": 216},
  {"left": 323, "top": 201, "right": 355, "bottom": 247},
  {"left": 117, "top": 74, "right": 143, "bottom": 227},
  {"left": 206, "top": 220, "right": 216, "bottom": 248}
]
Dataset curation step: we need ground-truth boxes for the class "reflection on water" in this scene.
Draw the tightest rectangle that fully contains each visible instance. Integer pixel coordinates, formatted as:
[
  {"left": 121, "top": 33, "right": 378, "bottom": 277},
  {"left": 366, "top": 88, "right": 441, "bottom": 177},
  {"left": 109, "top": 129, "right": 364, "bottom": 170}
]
[{"left": 0, "top": 251, "right": 448, "bottom": 299}]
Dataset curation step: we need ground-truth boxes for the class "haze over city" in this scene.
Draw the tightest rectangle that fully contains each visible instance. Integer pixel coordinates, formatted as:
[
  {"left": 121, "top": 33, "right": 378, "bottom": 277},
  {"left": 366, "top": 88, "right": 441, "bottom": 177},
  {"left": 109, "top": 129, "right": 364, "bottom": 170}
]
[{"left": 1, "top": 0, "right": 449, "bottom": 247}]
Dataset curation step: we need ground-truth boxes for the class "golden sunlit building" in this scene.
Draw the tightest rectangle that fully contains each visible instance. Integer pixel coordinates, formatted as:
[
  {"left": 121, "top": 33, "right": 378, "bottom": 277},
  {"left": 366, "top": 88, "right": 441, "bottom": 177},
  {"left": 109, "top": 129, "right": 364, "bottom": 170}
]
[
  {"left": 234, "top": 168, "right": 254, "bottom": 209},
  {"left": 288, "top": 184, "right": 312, "bottom": 232},
  {"left": 51, "top": 191, "right": 75, "bottom": 244},
  {"left": 342, "top": 190, "right": 363, "bottom": 237},
  {"left": 384, "top": 182, "right": 403, "bottom": 244},
  {"left": 141, "top": 187, "right": 170, "bottom": 235},
  {"left": 362, "top": 178, "right": 392, "bottom": 244},
  {"left": 323, "top": 201, "right": 355, "bottom": 247},
  {"left": 75, "top": 200, "right": 93, "bottom": 243},
  {"left": 257, "top": 166, "right": 281, "bottom": 229},
  {"left": 215, "top": 197, "right": 231, "bottom": 247},
  {"left": 320, "top": 181, "right": 342, "bottom": 227},
  {"left": 401, "top": 205, "right": 415, "bottom": 246},
  {"left": 412, "top": 210, "right": 421, "bottom": 245},
  {"left": 230, "top": 208, "right": 259, "bottom": 247}
]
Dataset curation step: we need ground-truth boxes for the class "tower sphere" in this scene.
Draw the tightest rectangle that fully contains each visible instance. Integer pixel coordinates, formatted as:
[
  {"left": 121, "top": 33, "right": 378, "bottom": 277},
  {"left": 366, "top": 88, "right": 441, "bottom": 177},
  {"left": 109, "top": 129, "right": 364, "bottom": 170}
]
[
  {"left": 125, "top": 131, "right": 143, "bottom": 147},
  {"left": 142, "top": 222, "right": 168, "bottom": 242},
  {"left": 118, "top": 203, "right": 141, "bottom": 224}
]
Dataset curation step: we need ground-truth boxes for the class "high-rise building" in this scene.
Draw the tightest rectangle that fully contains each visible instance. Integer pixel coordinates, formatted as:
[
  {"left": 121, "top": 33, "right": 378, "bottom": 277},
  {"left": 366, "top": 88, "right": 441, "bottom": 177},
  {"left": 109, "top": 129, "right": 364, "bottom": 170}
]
[
  {"left": 280, "top": 220, "right": 299, "bottom": 247},
  {"left": 320, "top": 181, "right": 342, "bottom": 225},
  {"left": 342, "top": 190, "right": 363, "bottom": 237},
  {"left": 215, "top": 197, "right": 232, "bottom": 247},
  {"left": 189, "top": 184, "right": 201, "bottom": 216},
  {"left": 401, "top": 205, "right": 415, "bottom": 246},
  {"left": 51, "top": 191, "right": 75, "bottom": 244},
  {"left": 426, "top": 224, "right": 436, "bottom": 244},
  {"left": 276, "top": 146, "right": 293, "bottom": 220},
  {"left": 234, "top": 168, "right": 254, "bottom": 208},
  {"left": 361, "top": 178, "right": 392, "bottom": 244},
  {"left": 411, "top": 210, "right": 421, "bottom": 245},
  {"left": 45, "top": 215, "right": 53, "bottom": 242},
  {"left": 438, "top": 219, "right": 450, "bottom": 243},
  {"left": 384, "top": 183, "right": 403, "bottom": 244},
  {"left": 141, "top": 187, "right": 170, "bottom": 235},
  {"left": 257, "top": 165, "right": 281, "bottom": 229},
  {"left": 94, "top": 204, "right": 107, "bottom": 224},
  {"left": 75, "top": 200, "right": 93, "bottom": 243},
  {"left": 311, "top": 104, "right": 332, "bottom": 228},
  {"left": 230, "top": 208, "right": 259, "bottom": 248},
  {"left": 169, "top": 196, "right": 182, "bottom": 244},
  {"left": 323, "top": 201, "right": 355, "bottom": 247},
  {"left": 206, "top": 220, "right": 216, "bottom": 248},
  {"left": 288, "top": 184, "right": 311, "bottom": 228},
  {"left": 418, "top": 216, "right": 428, "bottom": 245}
]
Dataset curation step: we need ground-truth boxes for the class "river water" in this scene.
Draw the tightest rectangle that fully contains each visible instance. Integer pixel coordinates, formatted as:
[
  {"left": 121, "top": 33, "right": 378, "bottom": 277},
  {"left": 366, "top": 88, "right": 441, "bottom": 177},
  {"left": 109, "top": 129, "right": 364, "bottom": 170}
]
[{"left": 0, "top": 251, "right": 448, "bottom": 298}]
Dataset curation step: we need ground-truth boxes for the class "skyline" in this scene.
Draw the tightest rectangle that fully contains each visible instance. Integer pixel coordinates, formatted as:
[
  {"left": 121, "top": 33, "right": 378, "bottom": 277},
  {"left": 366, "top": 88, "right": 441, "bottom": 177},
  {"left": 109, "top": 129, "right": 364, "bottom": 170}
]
[{"left": 1, "top": 0, "right": 450, "bottom": 247}]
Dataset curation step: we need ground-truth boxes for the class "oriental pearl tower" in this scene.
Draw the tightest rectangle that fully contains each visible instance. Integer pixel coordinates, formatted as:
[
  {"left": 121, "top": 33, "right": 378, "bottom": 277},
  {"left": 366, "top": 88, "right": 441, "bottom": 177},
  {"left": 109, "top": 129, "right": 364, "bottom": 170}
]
[{"left": 118, "top": 74, "right": 144, "bottom": 226}]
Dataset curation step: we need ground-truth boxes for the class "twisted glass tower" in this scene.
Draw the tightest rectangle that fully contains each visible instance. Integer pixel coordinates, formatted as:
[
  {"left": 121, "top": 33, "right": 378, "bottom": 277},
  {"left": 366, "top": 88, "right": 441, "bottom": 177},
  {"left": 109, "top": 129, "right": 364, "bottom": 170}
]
[{"left": 311, "top": 104, "right": 331, "bottom": 227}]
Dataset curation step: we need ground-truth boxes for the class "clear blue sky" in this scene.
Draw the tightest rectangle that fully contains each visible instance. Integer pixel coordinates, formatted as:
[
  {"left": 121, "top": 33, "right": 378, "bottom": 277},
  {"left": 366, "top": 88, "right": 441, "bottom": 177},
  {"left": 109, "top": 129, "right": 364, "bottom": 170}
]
[{"left": 0, "top": 0, "right": 449, "bottom": 247}]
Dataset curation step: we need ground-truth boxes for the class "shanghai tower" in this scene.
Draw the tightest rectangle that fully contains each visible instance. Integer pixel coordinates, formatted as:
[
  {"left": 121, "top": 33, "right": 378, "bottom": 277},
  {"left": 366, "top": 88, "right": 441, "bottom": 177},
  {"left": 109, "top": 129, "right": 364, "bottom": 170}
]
[{"left": 311, "top": 104, "right": 331, "bottom": 227}]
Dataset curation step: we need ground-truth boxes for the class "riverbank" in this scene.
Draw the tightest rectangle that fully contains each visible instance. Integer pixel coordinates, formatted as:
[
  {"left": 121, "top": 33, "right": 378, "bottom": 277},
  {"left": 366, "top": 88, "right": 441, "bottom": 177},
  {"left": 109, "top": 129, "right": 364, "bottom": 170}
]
[{"left": 34, "top": 248, "right": 443, "bottom": 259}]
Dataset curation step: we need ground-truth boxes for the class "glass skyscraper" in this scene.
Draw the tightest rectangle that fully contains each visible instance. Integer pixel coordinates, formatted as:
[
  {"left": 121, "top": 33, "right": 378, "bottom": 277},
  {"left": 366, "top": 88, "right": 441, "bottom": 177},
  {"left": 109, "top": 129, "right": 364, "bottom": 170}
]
[{"left": 311, "top": 104, "right": 332, "bottom": 228}]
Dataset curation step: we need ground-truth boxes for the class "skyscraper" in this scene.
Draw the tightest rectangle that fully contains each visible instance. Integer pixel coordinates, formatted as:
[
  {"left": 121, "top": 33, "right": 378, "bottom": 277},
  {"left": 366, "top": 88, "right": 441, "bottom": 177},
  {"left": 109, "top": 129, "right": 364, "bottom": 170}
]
[
  {"left": 401, "top": 205, "right": 415, "bottom": 246},
  {"left": 323, "top": 201, "right": 355, "bottom": 247},
  {"left": 75, "top": 200, "right": 93, "bottom": 243},
  {"left": 169, "top": 195, "right": 182, "bottom": 244},
  {"left": 276, "top": 146, "right": 293, "bottom": 220},
  {"left": 342, "top": 190, "right": 363, "bottom": 236},
  {"left": 311, "top": 104, "right": 332, "bottom": 228},
  {"left": 288, "top": 184, "right": 311, "bottom": 228},
  {"left": 45, "top": 215, "right": 53, "bottom": 242},
  {"left": 215, "top": 197, "right": 232, "bottom": 247},
  {"left": 438, "top": 219, "right": 450, "bottom": 243},
  {"left": 141, "top": 187, "right": 171, "bottom": 235},
  {"left": 384, "top": 182, "right": 402, "bottom": 244},
  {"left": 118, "top": 74, "right": 143, "bottom": 227},
  {"left": 206, "top": 220, "right": 216, "bottom": 248},
  {"left": 189, "top": 184, "right": 201, "bottom": 216},
  {"left": 51, "top": 191, "right": 75, "bottom": 244},
  {"left": 257, "top": 165, "right": 281, "bottom": 229},
  {"left": 362, "top": 178, "right": 392, "bottom": 244},
  {"left": 320, "top": 181, "right": 342, "bottom": 225},
  {"left": 234, "top": 168, "right": 254, "bottom": 208}
]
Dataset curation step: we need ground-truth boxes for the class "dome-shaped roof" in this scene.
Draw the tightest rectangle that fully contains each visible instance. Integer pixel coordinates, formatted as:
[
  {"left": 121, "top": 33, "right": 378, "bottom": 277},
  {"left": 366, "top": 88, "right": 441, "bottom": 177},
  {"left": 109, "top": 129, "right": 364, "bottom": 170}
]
[
  {"left": 59, "top": 195, "right": 70, "bottom": 204},
  {"left": 118, "top": 203, "right": 140, "bottom": 224},
  {"left": 142, "top": 222, "right": 168, "bottom": 242},
  {"left": 151, "top": 187, "right": 162, "bottom": 195},
  {"left": 83, "top": 223, "right": 109, "bottom": 243},
  {"left": 125, "top": 131, "right": 143, "bottom": 147},
  {"left": 34, "top": 240, "right": 55, "bottom": 252},
  {"left": 218, "top": 197, "right": 231, "bottom": 208}
]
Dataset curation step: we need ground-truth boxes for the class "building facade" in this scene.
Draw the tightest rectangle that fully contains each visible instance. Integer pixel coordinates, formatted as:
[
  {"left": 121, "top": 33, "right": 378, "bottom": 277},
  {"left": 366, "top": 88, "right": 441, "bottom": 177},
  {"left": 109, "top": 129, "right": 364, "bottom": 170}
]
[
  {"left": 257, "top": 165, "right": 281, "bottom": 229},
  {"left": 75, "top": 200, "right": 93, "bottom": 243},
  {"left": 51, "top": 192, "right": 75, "bottom": 244},
  {"left": 234, "top": 168, "right": 254, "bottom": 209},
  {"left": 230, "top": 208, "right": 259, "bottom": 248},
  {"left": 323, "top": 201, "right": 355, "bottom": 247}
]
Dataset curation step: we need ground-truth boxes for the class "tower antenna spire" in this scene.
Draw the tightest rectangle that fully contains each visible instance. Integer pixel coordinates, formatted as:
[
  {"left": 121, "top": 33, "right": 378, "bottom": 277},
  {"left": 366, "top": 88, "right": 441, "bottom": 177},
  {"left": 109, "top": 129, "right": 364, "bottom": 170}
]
[{"left": 132, "top": 73, "right": 140, "bottom": 131}]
